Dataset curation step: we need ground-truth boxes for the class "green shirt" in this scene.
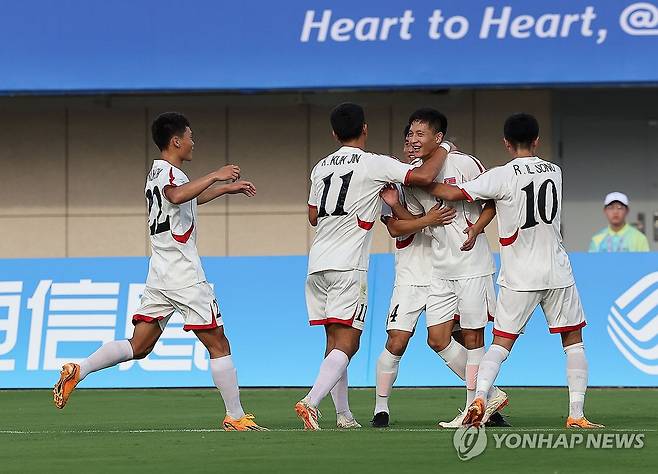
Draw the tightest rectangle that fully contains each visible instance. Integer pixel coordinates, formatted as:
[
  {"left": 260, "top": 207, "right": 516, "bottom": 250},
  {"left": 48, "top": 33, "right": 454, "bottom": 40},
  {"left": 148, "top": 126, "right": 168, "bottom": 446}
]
[{"left": 588, "top": 224, "right": 650, "bottom": 253}]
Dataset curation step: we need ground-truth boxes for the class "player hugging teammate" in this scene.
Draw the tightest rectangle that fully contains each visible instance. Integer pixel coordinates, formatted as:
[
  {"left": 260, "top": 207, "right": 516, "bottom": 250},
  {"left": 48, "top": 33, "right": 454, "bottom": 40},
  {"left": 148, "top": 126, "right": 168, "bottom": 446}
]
[
  {"left": 299, "top": 104, "right": 603, "bottom": 430},
  {"left": 373, "top": 109, "right": 509, "bottom": 429}
]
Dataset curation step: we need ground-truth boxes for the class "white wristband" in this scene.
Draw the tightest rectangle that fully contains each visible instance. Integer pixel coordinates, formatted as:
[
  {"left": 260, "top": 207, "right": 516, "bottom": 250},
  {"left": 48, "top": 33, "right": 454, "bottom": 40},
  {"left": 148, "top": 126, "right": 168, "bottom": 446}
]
[{"left": 439, "top": 142, "right": 451, "bottom": 153}]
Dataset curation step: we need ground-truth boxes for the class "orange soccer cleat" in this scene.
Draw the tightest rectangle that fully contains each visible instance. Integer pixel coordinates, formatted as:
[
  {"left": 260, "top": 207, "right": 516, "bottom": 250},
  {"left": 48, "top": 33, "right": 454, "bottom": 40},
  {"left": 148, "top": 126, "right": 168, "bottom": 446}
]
[
  {"left": 566, "top": 416, "right": 605, "bottom": 429},
  {"left": 294, "top": 400, "right": 321, "bottom": 431},
  {"left": 53, "top": 363, "right": 81, "bottom": 409},
  {"left": 223, "top": 414, "right": 268, "bottom": 431},
  {"left": 462, "top": 397, "right": 486, "bottom": 427}
]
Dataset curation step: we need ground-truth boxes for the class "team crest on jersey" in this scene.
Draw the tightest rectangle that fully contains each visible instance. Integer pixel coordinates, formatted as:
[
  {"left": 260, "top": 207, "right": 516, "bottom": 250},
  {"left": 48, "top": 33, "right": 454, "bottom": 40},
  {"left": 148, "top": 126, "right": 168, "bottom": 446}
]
[{"left": 444, "top": 177, "right": 457, "bottom": 184}]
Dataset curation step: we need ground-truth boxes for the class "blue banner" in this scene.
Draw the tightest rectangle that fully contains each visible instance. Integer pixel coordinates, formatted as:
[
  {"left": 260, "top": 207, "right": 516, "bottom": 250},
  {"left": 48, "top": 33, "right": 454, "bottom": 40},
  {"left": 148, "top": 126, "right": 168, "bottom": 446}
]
[
  {"left": 0, "top": 253, "right": 657, "bottom": 388},
  {"left": 1, "top": 1, "right": 657, "bottom": 93}
]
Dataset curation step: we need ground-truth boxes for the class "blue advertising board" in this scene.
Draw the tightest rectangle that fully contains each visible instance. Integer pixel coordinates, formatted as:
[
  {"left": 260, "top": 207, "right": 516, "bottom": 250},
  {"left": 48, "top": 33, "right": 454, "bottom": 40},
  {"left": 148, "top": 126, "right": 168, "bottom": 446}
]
[
  {"left": 0, "top": 1, "right": 657, "bottom": 93},
  {"left": 0, "top": 253, "right": 657, "bottom": 388}
]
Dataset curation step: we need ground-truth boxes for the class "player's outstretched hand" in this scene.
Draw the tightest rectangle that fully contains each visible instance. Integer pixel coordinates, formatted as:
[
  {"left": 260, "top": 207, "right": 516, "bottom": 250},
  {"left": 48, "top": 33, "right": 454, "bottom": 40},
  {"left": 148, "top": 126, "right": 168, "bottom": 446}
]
[
  {"left": 426, "top": 204, "right": 456, "bottom": 226},
  {"left": 379, "top": 184, "right": 400, "bottom": 206},
  {"left": 461, "top": 225, "right": 479, "bottom": 251},
  {"left": 215, "top": 164, "right": 241, "bottom": 181},
  {"left": 226, "top": 180, "right": 256, "bottom": 197}
]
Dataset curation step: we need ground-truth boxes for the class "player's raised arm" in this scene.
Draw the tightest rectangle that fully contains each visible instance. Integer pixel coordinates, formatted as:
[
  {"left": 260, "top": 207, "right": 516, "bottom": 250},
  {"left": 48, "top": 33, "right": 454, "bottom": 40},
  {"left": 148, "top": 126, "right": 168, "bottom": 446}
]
[
  {"left": 380, "top": 184, "right": 455, "bottom": 237},
  {"left": 164, "top": 165, "right": 240, "bottom": 205},
  {"left": 404, "top": 142, "right": 451, "bottom": 186},
  {"left": 197, "top": 180, "right": 256, "bottom": 205},
  {"left": 383, "top": 206, "right": 456, "bottom": 238},
  {"left": 425, "top": 181, "right": 469, "bottom": 202}
]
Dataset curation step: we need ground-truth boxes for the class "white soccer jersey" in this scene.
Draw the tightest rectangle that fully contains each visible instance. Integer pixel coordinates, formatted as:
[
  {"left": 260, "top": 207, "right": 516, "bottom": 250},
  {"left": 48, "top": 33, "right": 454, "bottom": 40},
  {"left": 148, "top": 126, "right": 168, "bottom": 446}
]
[
  {"left": 308, "top": 146, "right": 415, "bottom": 274},
  {"left": 407, "top": 153, "right": 495, "bottom": 280},
  {"left": 145, "top": 159, "right": 206, "bottom": 290},
  {"left": 459, "top": 156, "right": 575, "bottom": 291},
  {"left": 381, "top": 185, "right": 432, "bottom": 287}
]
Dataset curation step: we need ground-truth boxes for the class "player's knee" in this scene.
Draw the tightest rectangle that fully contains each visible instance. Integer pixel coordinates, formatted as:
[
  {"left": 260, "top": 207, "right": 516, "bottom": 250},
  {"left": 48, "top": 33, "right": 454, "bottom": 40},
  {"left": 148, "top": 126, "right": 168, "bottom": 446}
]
[
  {"left": 386, "top": 335, "right": 410, "bottom": 356},
  {"left": 427, "top": 334, "right": 450, "bottom": 352},
  {"left": 461, "top": 329, "right": 484, "bottom": 349}
]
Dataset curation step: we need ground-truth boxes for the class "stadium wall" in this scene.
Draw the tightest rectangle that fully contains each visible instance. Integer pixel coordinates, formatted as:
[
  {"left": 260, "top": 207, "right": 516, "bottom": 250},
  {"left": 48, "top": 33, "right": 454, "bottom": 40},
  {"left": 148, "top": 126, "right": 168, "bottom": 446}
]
[
  {"left": 2, "top": 88, "right": 657, "bottom": 259},
  {"left": 0, "top": 89, "right": 553, "bottom": 258}
]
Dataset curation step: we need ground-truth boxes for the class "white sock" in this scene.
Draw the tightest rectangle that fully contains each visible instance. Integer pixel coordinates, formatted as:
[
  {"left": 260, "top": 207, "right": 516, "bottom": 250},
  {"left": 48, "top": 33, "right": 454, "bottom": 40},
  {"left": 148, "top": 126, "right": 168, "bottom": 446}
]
[
  {"left": 565, "top": 342, "right": 587, "bottom": 419},
  {"left": 210, "top": 355, "right": 246, "bottom": 420},
  {"left": 466, "top": 347, "right": 485, "bottom": 407},
  {"left": 306, "top": 349, "right": 349, "bottom": 408},
  {"left": 437, "top": 338, "right": 467, "bottom": 380},
  {"left": 79, "top": 340, "right": 133, "bottom": 381},
  {"left": 475, "top": 344, "right": 509, "bottom": 402},
  {"left": 374, "top": 349, "right": 402, "bottom": 414},
  {"left": 330, "top": 369, "right": 353, "bottom": 419}
]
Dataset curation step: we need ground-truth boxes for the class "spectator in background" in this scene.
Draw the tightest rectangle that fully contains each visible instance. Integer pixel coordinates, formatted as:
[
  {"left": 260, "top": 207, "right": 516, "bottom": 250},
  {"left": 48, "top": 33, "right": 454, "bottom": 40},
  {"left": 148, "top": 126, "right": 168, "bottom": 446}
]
[{"left": 589, "top": 192, "right": 650, "bottom": 252}]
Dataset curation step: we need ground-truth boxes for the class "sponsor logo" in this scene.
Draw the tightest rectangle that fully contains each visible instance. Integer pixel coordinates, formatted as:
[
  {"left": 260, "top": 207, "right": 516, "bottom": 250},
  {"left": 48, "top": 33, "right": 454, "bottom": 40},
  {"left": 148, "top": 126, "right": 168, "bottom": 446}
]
[{"left": 607, "top": 272, "right": 658, "bottom": 375}]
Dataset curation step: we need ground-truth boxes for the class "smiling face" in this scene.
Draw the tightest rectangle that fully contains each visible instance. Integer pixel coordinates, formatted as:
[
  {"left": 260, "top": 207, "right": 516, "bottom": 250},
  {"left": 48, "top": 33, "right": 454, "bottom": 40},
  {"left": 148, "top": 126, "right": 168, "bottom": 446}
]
[{"left": 408, "top": 120, "right": 443, "bottom": 161}]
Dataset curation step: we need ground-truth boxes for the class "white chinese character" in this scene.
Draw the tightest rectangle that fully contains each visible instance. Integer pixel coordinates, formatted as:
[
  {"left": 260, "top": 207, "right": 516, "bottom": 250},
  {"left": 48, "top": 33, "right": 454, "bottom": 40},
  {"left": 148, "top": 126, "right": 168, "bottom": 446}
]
[
  {"left": 0, "top": 281, "right": 22, "bottom": 371},
  {"left": 27, "top": 279, "right": 119, "bottom": 370},
  {"left": 120, "top": 283, "right": 207, "bottom": 372}
]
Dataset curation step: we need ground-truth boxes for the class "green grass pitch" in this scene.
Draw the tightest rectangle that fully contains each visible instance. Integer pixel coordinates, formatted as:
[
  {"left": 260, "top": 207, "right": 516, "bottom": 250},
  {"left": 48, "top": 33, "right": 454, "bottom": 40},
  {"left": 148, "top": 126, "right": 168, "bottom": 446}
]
[{"left": 1, "top": 387, "right": 656, "bottom": 473}]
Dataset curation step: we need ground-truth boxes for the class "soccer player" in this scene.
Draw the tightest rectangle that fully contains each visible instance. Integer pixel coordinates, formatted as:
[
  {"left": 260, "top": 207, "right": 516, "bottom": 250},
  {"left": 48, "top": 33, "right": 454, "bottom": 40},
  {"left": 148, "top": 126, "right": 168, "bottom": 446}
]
[
  {"left": 53, "top": 112, "right": 267, "bottom": 431},
  {"left": 376, "top": 108, "right": 508, "bottom": 428},
  {"left": 295, "top": 103, "right": 450, "bottom": 430},
  {"left": 371, "top": 126, "right": 456, "bottom": 427},
  {"left": 427, "top": 113, "right": 604, "bottom": 429}
]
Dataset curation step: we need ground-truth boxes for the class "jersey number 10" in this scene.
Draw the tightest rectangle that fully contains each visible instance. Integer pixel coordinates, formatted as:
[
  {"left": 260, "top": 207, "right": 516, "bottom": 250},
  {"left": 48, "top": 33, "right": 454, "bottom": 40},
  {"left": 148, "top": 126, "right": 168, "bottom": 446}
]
[
  {"left": 317, "top": 171, "right": 354, "bottom": 218},
  {"left": 521, "top": 179, "right": 558, "bottom": 229}
]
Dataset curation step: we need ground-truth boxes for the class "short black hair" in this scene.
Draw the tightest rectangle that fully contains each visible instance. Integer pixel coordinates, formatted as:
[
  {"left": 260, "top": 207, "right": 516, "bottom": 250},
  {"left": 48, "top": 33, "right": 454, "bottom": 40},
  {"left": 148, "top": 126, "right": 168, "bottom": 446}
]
[
  {"left": 408, "top": 108, "right": 447, "bottom": 135},
  {"left": 504, "top": 113, "right": 539, "bottom": 150},
  {"left": 151, "top": 112, "right": 190, "bottom": 151},
  {"left": 330, "top": 103, "right": 365, "bottom": 142},
  {"left": 403, "top": 124, "right": 411, "bottom": 140}
]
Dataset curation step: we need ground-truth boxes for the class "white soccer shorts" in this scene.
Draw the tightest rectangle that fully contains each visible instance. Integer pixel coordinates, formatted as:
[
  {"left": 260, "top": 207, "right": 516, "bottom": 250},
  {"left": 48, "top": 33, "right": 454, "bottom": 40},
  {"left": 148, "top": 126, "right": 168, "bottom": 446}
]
[
  {"left": 493, "top": 284, "right": 587, "bottom": 340},
  {"left": 305, "top": 270, "right": 368, "bottom": 331},
  {"left": 132, "top": 281, "right": 223, "bottom": 332},
  {"left": 426, "top": 275, "right": 496, "bottom": 330},
  {"left": 386, "top": 285, "right": 430, "bottom": 333}
]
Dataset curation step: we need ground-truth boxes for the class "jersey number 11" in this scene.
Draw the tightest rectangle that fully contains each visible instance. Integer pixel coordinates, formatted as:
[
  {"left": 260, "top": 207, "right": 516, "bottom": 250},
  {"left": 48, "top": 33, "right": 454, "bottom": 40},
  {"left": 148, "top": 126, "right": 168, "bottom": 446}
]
[{"left": 317, "top": 171, "right": 354, "bottom": 218}]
